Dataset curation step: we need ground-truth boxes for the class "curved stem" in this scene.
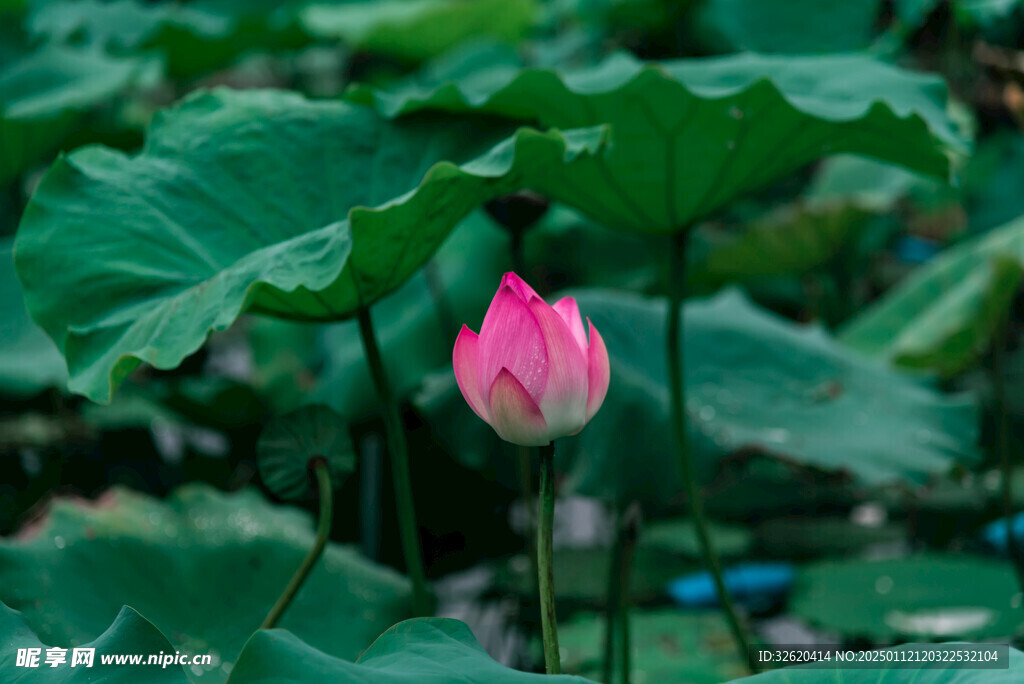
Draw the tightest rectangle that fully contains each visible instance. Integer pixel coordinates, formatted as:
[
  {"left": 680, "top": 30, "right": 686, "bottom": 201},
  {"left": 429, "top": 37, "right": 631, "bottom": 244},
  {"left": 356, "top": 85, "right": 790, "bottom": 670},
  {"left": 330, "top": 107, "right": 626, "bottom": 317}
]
[
  {"left": 262, "top": 459, "right": 333, "bottom": 629},
  {"left": 666, "top": 232, "right": 759, "bottom": 673},
  {"left": 538, "top": 442, "right": 561, "bottom": 674},
  {"left": 357, "top": 306, "right": 432, "bottom": 616}
]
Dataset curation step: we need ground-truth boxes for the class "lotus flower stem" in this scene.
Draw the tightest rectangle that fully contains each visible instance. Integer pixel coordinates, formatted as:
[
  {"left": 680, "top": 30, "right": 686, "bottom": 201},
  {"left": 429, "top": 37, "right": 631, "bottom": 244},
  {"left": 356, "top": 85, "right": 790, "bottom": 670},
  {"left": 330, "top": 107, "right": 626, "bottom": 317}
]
[
  {"left": 262, "top": 458, "right": 332, "bottom": 629},
  {"left": 666, "top": 232, "right": 759, "bottom": 673},
  {"left": 538, "top": 441, "right": 561, "bottom": 674},
  {"left": 993, "top": 316, "right": 1024, "bottom": 592},
  {"left": 602, "top": 559, "right": 617, "bottom": 684},
  {"left": 357, "top": 306, "right": 432, "bottom": 616},
  {"left": 604, "top": 503, "right": 640, "bottom": 684}
]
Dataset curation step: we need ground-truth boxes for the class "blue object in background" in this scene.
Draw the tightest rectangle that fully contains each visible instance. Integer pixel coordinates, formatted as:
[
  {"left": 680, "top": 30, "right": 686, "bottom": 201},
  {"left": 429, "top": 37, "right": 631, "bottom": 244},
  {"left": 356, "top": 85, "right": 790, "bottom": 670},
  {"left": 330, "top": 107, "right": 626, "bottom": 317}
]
[
  {"left": 982, "top": 512, "right": 1024, "bottom": 553},
  {"left": 666, "top": 562, "right": 795, "bottom": 608},
  {"left": 894, "top": 235, "right": 941, "bottom": 264}
]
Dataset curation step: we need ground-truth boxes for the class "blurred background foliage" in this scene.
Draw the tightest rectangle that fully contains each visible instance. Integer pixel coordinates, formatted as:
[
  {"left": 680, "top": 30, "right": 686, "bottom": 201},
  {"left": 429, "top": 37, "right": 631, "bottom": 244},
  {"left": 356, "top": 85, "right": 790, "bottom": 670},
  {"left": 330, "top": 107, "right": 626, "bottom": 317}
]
[{"left": 3, "top": 0, "right": 1024, "bottom": 681}]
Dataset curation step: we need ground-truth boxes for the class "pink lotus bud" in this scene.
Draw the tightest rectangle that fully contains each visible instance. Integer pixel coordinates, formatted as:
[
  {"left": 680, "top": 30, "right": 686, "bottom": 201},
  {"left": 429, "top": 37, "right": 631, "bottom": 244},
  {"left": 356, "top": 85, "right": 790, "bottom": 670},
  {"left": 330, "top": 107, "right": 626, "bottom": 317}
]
[{"left": 452, "top": 272, "right": 610, "bottom": 446}]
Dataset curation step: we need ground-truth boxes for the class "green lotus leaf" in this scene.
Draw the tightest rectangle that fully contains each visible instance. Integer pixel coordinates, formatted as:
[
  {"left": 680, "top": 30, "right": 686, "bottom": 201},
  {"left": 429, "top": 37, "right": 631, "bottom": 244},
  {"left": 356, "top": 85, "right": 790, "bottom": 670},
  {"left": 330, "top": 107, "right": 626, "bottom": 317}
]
[
  {"left": 840, "top": 217, "right": 1024, "bottom": 376},
  {"left": 563, "top": 288, "right": 978, "bottom": 505},
  {"left": 14, "top": 87, "right": 608, "bottom": 403},
  {"left": 257, "top": 404, "right": 355, "bottom": 500},
  {"left": 0, "top": 484, "right": 412, "bottom": 683},
  {"left": 228, "top": 617, "right": 595, "bottom": 683},
  {"left": 692, "top": 0, "right": 882, "bottom": 54},
  {"left": 301, "top": 0, "right": 538, "bottom": 62},
  {"left": 420, "top": 288, "right": 978, "bottom": 508},
  {"left": 788, "top": 553, "right": 1024, "bottom": 641},
  {"left": 0, "top": 238, "right": 66, "bottom": 397},
  {"left": 29, "top": 0, "right": 309, "bottom": 80},
  {"left": 349, "top": 51, "right": 965, "bottom": 234},
  {"left": 0, "top": 602, "right": 188, "bottom": 682},
  {"left": 555, "top": 609, "right": 747, "bottom": 684},
  {"left": 0, "top": 43, "right": 160, "bottom": 185}
]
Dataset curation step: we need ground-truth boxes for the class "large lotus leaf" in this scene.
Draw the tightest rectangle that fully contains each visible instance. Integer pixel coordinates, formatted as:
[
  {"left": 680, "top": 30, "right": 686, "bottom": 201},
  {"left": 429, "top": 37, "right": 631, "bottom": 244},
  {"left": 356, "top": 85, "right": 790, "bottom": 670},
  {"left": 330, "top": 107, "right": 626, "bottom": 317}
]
[
  {"left": 0, "top": 238, "right": 66, "bottom": 396},
  {"left": 249, "top": 213, "right": 506, "bottom": 419},
  {"left": 228, "top": 617, "right": 595, "bottom": 683},
  {"left": 14, "top": 87, "right": 608, "bottom": 403},
  {"left": 29, "top": 0, "right": 308, "bottom": 80},
  {"left": 692, "top": 0, "right": 882, "bottom": 54},
  {"left": 418, "top": 288, "right": 978, "bottom": 508},
  {"left": 301, "top": 0, "right": 537, "bottom": 62},
  {"left": 840, "top": 216, "right": 1024, "bottom": 376},
  {"left": 0, "top": 485, "right": 412, "bottom": 683},
  {"left": 733, "top": 643, "right": 1024, "bottom": 683},
  {"left": 313, "top": 210, "right": 511, "bottom": 420},
  {"left": 789, "top": 554, "right": 1024, "bottom": 641},
  {"left": 0, "top": 43, "right": 159, "bottom": 185},
  {"left": 0, "top": 602, "right": 188, "bottom": 683},
  {"left": 556, "top": 609, "right": 746, "bottom": 684},
  {"left": 562, "top": 288, "right": 979, "bottom": 504},
  {"left": 29, "top": 0, "right": 227, "bottom": 53},
  {"left": 349, "top": 51, "right": 965, "bottom": 234}
]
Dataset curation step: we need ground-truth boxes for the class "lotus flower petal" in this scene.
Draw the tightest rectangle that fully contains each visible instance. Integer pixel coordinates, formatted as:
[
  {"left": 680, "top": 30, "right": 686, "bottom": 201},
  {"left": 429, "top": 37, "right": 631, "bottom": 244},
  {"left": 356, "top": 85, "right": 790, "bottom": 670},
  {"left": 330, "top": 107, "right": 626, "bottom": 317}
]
[
  {"left": 553, "top": 296, "right": 587, "bottom": 355},
  {"left": 528, "top": 297, "right": 587, "bottom": 436},
  {"left": 586, "top": 318, "right": 610, "bottom": 422},
  {"left": 488, "top": 367, "right": 549, "bottom": 446},
  {"left": 477, "top": 284, "right": 548, "bottom": 403},
  {"left": 453, "top": 325, "right": 488, "bottom": 421},
  {"left": 501, "top": 271, "right": 541, "bottom": 302}
]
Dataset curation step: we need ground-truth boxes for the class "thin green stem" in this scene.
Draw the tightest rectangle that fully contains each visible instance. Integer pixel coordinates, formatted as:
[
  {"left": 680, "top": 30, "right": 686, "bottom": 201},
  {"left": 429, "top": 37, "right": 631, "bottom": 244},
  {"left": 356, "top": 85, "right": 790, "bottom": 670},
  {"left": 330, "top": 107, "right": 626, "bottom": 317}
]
[
  {"left": 538, "top": 442, "right": 561, "bottom": 674},
  {"left": 262, "top": 459, "right": 333, "bottom": 629},
  {"left": 603, "top": 503, "right": 640, "bottom": 684},
  {"left": 357, "top": 306, "right": 432, "bottom": 616},
  {"left": 666, "top": 232, "right": 759, "bottom": 674},
  {"left": 618, "top": 504, "right": 640, "bottom": 684},
  {"left": 602, "top": 514, "right": 622, "bottom": 684},
  {"left": 993, "top": 316, "right": 1024, "bottom": 593}
]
